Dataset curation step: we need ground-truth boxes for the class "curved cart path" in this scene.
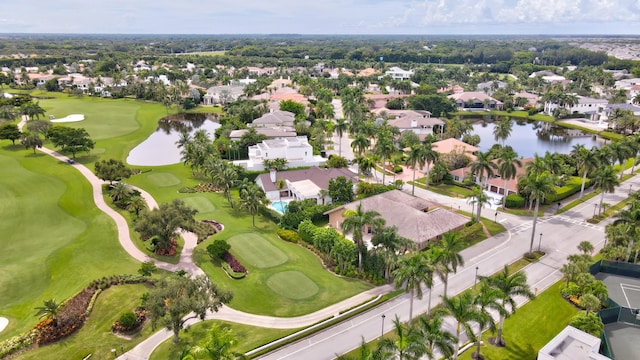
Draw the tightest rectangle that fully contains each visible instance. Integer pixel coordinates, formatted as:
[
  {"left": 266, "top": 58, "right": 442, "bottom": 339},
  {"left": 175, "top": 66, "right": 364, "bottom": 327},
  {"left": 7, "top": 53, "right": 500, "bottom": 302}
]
[{"left": 17, "top": 119, "right": 392, "bottom": 359}]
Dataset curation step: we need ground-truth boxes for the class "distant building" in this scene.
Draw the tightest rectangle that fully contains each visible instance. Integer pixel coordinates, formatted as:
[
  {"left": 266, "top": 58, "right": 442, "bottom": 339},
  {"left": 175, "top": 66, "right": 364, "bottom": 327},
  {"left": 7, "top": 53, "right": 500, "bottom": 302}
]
[
  {"left": 543, "top": 95, "right": 608, "bottom": 116},
  {"left": 448, "top": 92, "right": 504, "bottom": 111},
  {"left": 538, "top": 326, "right": 609, "bottom": 360},
  {"left": 384, "top": 67, "right": 414, "bottom": 80}
]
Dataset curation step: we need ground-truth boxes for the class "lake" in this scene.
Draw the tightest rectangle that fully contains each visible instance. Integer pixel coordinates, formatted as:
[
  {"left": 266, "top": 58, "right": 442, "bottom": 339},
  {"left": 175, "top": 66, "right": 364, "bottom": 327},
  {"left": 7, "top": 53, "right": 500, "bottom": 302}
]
[
  {"left": 465, "top": 116, "right": 606, "bottom": 158},
  {"left": 126, "top": 113, "right": 220, "bottom": 166}
]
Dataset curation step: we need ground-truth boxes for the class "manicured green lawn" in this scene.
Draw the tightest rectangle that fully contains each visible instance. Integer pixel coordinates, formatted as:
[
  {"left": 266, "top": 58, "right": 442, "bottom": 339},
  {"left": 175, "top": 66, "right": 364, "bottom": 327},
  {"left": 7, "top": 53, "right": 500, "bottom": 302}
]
[
  {"left": 266, "top": 271, "right": 319, "bottom": 300},
  {"left": 228, "top": 233, "right": 288, "bottom": 269},
  {"left": 127, "top": 165, "right": 372, "bottom": 317},
  {"left": 19, "top": 284, "right": 154, "bottom": 360},
  {"left": 459, "top": 281, "right": 577, "bottom": 360},
  {"left": 150, "top": 320, "right": 297, "bottom": 360},
  {"left": 0, "top": 144, "right": 139, "bottom": 340}
]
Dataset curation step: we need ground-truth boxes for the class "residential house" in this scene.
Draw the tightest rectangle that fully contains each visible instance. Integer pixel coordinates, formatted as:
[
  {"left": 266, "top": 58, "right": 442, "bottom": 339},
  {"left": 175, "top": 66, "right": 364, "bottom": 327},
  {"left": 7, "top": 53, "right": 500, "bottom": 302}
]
[
  {"left": 448, "top": 92, "right": 504, "bottom": 110},
  {"left": 585, "top": 103, "right": 640, "bottom": 124},
  {"left": 383, "top": 66, "right": 414, "bottom": 81},
  {"left": 513, "top": 92, "right": 540, "bottom": 107},
  {"left": 438, "top": 85, "right": 465, "bottom": 94},
  {"left": 450, "top": 158, "right": 532, "bottom": 196},
  {"left": 233, "top": 136, "right": 326, "bottom": 171},
  {"left": 325, "top": 190, "right": 468, "bottom": 249},
  {"left": 384, "top": 110, "right": 445, "bottom": 137},
  {"left": 357, "top": 68, "right": 379, "bottom": 77},
  {"left": 538, "top": 326, "right": 609, "bottom": 360},
  {"left": 202, "top": 84, "right": 245, "bottom": 105},
  {"left": 250, "top": 110, "right": 296, "bottom": 128},
  {"left": 229, "top": 127, "right": 297, "bottom": 141},
  {"left": 246, "top": 66, "right": 276, "bottom": 76},
  {"left": 529, "top": 71, "right": 566, "bottom": 83},
  {"left": 477, "top": 80, "right": 507, "bottom": 95},
  {"left": 256, "top": 167, "right": 359, "bottom": 204},
  {"left": 543, "top": 95, "right": 609, "bottom": 116}
]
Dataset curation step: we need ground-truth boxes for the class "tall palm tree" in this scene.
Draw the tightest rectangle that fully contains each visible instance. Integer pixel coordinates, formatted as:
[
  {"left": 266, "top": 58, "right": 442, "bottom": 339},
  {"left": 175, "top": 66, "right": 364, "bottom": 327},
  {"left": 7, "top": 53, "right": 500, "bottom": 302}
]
[
  {"left": 335, "top": 118, "right": 348, "bottom": 157},
  {"left": 593, "top": 165, "right": 620, "bottom": 216},
  {"left": 239, "top": 184, "right": 269, "bottom": 227},
  {"left": 470, "top": 151, "right": 496, "bottom": 189},
  {"left": 481, "top": 265, "right": 535, "bottom": 346},
  {"left": 351, "top": 134, "right": 371, "bottom": 157},
  {"left": 613, "top": 199, "right": 640, "bottom": 260},
  {"left": 126, "top": 194, "right": 147, "bottom": 217},
  {"left": 373, "top": 226, "right": 413, "bottom": 283},
  {"left": 571, "top": 145, "right": 600, "bottom": 200},
  {"left": 405, "top": 144, "right": 427, "bottom": 196},
  {"left": 472, "top": 282, "right": 504, "bottom": 359},
  {"left": 422, "top": 141, "right": 439, "bottom": 188},
  {"left": 625, "top": 135, "right": 640, "bottom": 174},
  {"left": 466, "top": 186, "right": 491, "bottom": 223},
  {"left": 433, "top": 232, "right": 465, "bottom": 297},
  {"left": 609, "top": 140, "right": 632, "bottom": 180},
  {"left": 416, "top": 313, "right": 456, "bottom": 360},
  {"left": 440, "top": 292, "right": 484, "bottom": 360},
  {"left": 378, "top": 316, "right": 427, "bottom": 360},
  {"left": 34, "top": 299, "right": 62, "bottom": 327},
  {"left": 496, "top": 148, "right": 521, "bottom": 210},
  {"left": 110, "top": 181, "right": 132, "bottom": 202},
  {"left": 493, "top": 117, "right": 513, "bottom": 146},
  {"left": 341, "top": 203, "right": 385, "bottom": 271},
  {"left": 523, "top": 170, "right": 556, "bottom": 256},
  {"left": 392, "top": 252, "right": 433, "bottom": 323},
  {"left": 356, "top": 155, "right": 377, "bottom": 179},
  {"left": 375, "top": 131, "right": 395, "bottom": 185},
  {"left": 336, "top": 339, "right": 394, "bottom": 360}
]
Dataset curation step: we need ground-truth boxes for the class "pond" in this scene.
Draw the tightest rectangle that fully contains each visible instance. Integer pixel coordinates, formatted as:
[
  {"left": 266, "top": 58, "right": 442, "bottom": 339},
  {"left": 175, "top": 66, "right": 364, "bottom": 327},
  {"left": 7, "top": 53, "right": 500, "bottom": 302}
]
[
  {"left": 464, "top": 116, "right": 606, "bottom": 158},
  {"left": 126, "top": 113, "right": 220, "bottom": 166}
]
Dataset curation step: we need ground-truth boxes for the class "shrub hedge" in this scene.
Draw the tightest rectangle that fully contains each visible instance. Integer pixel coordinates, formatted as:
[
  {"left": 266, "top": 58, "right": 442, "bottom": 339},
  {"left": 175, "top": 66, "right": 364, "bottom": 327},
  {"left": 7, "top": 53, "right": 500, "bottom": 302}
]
[
  {"left": 506, "top": 193, "right": 525, "bottom": 208},
  {"left": 276, "top": 228, "right": 300, "bottom": 243}
]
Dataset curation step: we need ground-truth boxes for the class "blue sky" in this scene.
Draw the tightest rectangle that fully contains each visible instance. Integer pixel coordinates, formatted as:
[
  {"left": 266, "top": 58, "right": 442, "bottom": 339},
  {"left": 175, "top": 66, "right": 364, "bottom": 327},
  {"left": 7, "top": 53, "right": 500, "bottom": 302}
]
[{"left": 1, "top": 0, "right": 639, "bottom": 34}]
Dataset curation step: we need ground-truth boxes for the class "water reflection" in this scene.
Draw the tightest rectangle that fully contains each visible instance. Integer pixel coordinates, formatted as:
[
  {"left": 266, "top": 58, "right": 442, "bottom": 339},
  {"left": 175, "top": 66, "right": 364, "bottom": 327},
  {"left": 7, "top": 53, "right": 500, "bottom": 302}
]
[
  {"left": 464, "top": 116, "right": 605, "bottom": 157},
  {"left": 127, "top": 113, "right": 220, "bottom": 166}
]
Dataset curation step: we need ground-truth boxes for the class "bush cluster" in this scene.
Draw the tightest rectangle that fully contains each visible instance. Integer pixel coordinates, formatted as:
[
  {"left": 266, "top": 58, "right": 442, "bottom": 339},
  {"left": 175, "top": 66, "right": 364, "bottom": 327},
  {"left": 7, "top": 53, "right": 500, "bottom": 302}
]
[
  {"left": 276, "top": 228, "right": 301, "bottom": 243},
  {"left": 505, "top": 193, "right": 525, "bottom": 208},
  {"left": 279, "top": 199, "right": 333, "bottom": 230},
  {"left": 221, "top": 252, "right": 247, "bottom": 274},
  {"left": 111, "top": 308, "right": 147, "bottom": 334}
]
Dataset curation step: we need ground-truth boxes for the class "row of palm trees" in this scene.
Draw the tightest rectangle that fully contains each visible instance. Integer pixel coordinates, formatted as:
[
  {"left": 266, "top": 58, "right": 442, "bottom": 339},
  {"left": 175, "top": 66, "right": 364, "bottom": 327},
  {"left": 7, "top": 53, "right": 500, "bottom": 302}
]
[{"left": 342, "top": 264, "right": 534, "bottom": 360}]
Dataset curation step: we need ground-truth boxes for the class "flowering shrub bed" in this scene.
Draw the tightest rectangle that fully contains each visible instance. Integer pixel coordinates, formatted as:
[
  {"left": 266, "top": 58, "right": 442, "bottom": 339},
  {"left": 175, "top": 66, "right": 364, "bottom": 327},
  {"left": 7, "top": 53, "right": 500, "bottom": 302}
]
[
  {"left": 111, "top": 308, "right": 147, "bottom": 334},
  {"left": 0, "top": 330, "right": 37, "bottom": 359},
  {"left": 155, "top": 238, "right": 177, "bottom": 256},
  {"left": 194, "top": 183, "right": 222, "bottom": 193},
  {"left": 221, "top": 252, "right": 246, "bottom": 273},
  {"left": 202, "top": 219, "right": 224, "bottom": 231},
  {"left": 35, "top": 288, "right": 96, "bottom": 345}
]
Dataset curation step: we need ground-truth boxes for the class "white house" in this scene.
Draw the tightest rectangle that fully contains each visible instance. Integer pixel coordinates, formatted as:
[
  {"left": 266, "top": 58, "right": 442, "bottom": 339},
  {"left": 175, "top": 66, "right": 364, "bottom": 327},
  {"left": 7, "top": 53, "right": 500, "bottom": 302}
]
[
  {"left": 233, "top": 136, "right": 326, "bottom": 171},
  {"left": 544, "top": 95, "right": 609, "bottom": 116},
  {"left": 538, "top": 326, "right": 609, "bottom": 360},
  {"left": 202, "top": 84, "right": 245, "bottom": 105},
  {"left": 585, "top": 103, "right": 640, "bottom": 124},
  {"left": 384, "top": 67, "right": 414, "bottom": 80}
]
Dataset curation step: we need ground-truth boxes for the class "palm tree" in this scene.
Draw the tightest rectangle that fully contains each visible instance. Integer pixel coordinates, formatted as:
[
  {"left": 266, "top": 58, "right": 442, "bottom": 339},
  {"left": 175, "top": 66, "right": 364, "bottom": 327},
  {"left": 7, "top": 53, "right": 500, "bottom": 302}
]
[
  {"left": 470, "top": 151, "right": 496, "bottom": 190},
  {"left": 422, "top": 141, "right": 439, "bottom": 188},
  {"left": 572, "top": 145, "right": 600, "bottom": 199},
  {"left": 126, "top": 194, "right": 147, "bottom": 217},
  {"left": 613, "top": 201, "right": 640, "bottom": 260},
  {"left": 593, "top": 165, "right": 620, "bottom": 216},
  {"left": 110, "top": 181, "right": 132, "bottom": 202},
  {"left": 416, "top": 314, "right": 456, "bottom": 360},
  {"left": 405, "top": 144, "right": 427, "bottom": 196},
  {"left": 496, "top": 148, "right": 521, "bottom": 210},
  {"left": 336, "top": 338, "right": 394, "bottom": 360},
  {"left": 275, "top": 178, "right": 286, "bottom": 206},
  {"left": 610, "top": 140, "right": 632, "bottom": 180},
  {"left": 335, "top": 118, "right": 348, "bottom": 157},
  {"left": 185, "top": 324, "right": 239, "bottom": 360},
  {"left": 378, "top": 316, "right": 427, "bottom": 360},
  {"left": 34, "top": 299, "right": 62, "bottom": 327},
  {"left": 466, "top": 186, "right": 491, "bottom": 223},
  {"left": 472, "top": 282, "right": 504, "bottom": 359},
  {"left": 440, "top": 292, "right": 484, "bottom": 360},
  {"left": 433, "top": 232, "right": 465, "bottom": 297},
  {"left": 341, "top": 203, "right": 385, "bottom": 271},
  {"left": 372, "top": 226, "right": 413, "bottom": 283},
  {"left": 239, "top": 184, "right": 269, "bottom": 227},
  {"left": 375, "top": 131, "right": 395, "bottom": 185},
  {"left": 351, "top": 134, "right": 371, "bottom": 157},
  {"left": 392, "top": 252, "right": 433, "bottom": 323},
  {"left": 481, "top": 265, "right": 535, "bottom": 346},
  {"left": 493, "top": 117, "right": 513, "bottom": 146},
  {"left": 523, "top": 171, "right": 556, "bottom": 256},
  {"left": 356, "top": 155, "right": 376, "bottom": 179}
]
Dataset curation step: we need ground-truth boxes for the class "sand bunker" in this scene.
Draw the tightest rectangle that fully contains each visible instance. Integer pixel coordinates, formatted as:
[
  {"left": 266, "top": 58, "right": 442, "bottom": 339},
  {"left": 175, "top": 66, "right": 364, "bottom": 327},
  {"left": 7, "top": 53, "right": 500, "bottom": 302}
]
[
  {"left": 51, "top": 114, "right": 85, "bottom": 123},
  {"left": 0, "top": 317, "right": 8, "bottom": 333}
]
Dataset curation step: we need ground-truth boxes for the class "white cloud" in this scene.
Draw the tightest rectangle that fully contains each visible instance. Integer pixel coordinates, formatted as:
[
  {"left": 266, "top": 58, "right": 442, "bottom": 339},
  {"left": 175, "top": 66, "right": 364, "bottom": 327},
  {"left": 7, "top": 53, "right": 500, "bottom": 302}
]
[{"left": 0, "top": 0, "right": 638, "bottom": 34}]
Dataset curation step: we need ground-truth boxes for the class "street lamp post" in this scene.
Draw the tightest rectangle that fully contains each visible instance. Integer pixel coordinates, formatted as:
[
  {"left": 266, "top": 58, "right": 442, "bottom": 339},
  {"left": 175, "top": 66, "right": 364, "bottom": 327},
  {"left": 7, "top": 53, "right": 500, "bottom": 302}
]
[
  {"left": 538, "top": 233, "right": 543, "bottom": 252},
  {"left": 381, "top": 314, "right": 386, "bottom": 338},
  {"left": 474, "top": 266, "right": 479, "bottom": 289},
  {"left": 630, "top": 184, "right": 633, "bottom": 195},
  {"left": 593, "top": 203, "right": 598, "bottom": 217},
  {"left": 494, "top": 212, "right": 498, "bottom": 223}
]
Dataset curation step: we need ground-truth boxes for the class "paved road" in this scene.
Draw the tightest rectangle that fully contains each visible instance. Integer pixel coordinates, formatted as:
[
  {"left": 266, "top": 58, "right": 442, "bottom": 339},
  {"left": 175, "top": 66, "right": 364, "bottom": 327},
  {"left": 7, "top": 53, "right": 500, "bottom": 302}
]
[{"left": 257, "top": 175, "right": 639, "bottom": 359}]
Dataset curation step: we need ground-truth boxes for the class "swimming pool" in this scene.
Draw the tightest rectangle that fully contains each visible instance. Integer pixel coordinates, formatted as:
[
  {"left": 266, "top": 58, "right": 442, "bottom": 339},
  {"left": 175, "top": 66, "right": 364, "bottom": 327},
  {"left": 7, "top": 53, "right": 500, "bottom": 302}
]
[{"left": 272, "top": 201, "right": 288, "bottom": 214}]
